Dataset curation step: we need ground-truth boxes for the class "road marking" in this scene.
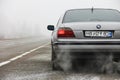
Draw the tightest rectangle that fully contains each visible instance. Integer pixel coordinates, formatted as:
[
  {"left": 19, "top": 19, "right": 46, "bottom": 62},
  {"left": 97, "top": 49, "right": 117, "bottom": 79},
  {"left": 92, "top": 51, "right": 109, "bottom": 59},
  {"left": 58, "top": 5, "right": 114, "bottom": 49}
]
[{"left": 0, "top": 43, "right": 49, "bottom": 67}]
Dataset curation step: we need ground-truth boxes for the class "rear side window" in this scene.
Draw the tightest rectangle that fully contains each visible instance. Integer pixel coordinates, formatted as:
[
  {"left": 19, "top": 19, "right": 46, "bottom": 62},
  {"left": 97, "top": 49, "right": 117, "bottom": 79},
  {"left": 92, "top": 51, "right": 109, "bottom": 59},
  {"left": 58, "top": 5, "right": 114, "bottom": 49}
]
[{"left": 63, "top": 9, "right": 120, "bottom": 23}]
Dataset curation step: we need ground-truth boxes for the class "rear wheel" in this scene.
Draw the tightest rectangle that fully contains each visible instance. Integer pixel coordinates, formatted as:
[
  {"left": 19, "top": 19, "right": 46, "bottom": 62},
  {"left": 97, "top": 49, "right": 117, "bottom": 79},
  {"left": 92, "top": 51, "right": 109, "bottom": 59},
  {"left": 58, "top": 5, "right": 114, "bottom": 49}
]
[
  {"left": 51, "top": 45, "right": 56, "bottom": 61},
  {"left": 113, "top": 52, "right": 120, "bottom": 62},
  {"left": 51, "top": 45, "right": 62, "bottom": 70}
]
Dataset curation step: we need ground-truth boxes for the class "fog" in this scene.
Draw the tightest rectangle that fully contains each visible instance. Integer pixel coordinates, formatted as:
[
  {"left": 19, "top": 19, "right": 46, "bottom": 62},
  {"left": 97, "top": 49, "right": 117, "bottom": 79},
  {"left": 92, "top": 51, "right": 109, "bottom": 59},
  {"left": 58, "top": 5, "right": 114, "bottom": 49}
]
[{"left": 0, "top": 0, "right": 120, "bottom": 39}]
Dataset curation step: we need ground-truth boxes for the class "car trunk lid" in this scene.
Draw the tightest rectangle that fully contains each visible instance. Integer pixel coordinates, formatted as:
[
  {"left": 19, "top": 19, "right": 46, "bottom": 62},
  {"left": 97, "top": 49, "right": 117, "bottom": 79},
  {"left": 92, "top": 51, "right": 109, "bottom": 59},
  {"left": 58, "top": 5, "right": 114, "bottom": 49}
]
[{"left": 60, "top": 22, "right": 120, "bottom": 39}]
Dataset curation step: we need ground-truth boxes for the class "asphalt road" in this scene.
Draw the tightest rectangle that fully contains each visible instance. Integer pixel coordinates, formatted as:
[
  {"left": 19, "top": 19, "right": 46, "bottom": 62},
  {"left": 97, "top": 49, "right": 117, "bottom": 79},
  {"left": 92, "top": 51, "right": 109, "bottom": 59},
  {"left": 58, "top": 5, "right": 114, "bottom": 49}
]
[{"left": 0, "top": 37, "right": 120, "bottom": 80}]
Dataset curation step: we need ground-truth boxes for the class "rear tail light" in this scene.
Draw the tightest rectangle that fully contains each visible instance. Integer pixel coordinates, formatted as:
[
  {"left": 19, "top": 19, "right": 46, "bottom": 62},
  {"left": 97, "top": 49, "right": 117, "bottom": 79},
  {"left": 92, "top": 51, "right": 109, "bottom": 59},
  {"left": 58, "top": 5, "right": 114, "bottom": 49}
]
[{"left": 57, "top": 27, "right": 75, "bottom": 38}]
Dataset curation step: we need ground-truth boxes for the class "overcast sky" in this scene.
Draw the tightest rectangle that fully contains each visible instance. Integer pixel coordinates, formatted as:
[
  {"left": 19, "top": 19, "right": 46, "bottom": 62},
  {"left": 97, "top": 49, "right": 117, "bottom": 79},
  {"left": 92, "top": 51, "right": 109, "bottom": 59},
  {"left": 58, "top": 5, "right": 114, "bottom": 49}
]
[{"left": 0, "top": 0, "right": 120, "bottom": 38}]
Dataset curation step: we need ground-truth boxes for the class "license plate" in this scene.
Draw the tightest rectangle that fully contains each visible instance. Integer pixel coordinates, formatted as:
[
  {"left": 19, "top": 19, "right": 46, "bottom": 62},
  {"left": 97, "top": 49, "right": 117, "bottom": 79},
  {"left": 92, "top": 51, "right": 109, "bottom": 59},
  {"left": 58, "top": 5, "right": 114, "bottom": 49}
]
[{"left": 85, "top": 31, "right": 113, "bottom": 37}]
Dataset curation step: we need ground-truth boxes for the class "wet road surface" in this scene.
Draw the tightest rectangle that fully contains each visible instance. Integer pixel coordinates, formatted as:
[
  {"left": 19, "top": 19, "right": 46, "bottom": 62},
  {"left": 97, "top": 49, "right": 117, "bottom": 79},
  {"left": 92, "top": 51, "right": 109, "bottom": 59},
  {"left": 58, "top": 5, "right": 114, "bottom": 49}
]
[
  {"left": 0, "top": 37, "right": 48, "bottom": 62},
  {"left": 0, "top": 38, "right": 120, "bottom": 80}
]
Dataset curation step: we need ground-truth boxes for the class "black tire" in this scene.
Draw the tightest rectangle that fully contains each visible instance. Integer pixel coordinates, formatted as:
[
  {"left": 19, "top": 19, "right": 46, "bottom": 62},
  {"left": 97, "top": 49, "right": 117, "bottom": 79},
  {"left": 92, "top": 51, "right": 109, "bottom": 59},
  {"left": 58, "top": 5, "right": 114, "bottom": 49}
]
[
  {"left": 51, "top": 45, "right": 56, "bottom": 61},
  {"left": 52, "top": 62, "right": 58, "bottom": 70},
  {"left": 51, "top": 45, "right": 58, "bottom": 70},
  {"left": 51, "top": 45, "right": 63, "bottom": 70}
]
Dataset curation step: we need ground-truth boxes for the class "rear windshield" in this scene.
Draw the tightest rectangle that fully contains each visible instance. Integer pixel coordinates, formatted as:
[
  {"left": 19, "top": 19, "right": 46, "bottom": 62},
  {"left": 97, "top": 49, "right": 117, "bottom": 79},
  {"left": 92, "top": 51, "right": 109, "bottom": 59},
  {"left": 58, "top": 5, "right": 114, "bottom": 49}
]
[{"left": 63, "top": 9, "right": 120, "bottom": 23}]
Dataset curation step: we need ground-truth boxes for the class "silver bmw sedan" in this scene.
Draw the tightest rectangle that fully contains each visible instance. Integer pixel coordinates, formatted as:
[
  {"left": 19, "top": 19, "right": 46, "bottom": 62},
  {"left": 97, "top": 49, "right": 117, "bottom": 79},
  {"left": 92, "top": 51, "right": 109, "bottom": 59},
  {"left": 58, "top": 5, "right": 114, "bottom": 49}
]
[{"left": 47, "top": 8, "right": 120, "bottom": 70}]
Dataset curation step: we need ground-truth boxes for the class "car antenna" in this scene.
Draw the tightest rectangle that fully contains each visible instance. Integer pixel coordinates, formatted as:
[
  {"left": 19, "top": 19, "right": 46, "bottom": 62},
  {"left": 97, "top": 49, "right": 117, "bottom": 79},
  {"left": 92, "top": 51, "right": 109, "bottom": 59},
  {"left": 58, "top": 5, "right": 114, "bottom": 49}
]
[
  {"left": 91, "top": 7, "right": 94, "bottom": 13},
  {"left": 91, "top": 0, "right": 94, "bottom": 13}
]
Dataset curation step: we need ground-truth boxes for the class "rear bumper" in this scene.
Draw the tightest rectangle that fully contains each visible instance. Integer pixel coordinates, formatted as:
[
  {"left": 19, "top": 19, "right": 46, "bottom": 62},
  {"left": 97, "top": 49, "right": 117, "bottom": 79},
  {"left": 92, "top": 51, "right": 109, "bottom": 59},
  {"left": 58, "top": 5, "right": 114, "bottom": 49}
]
[{"left": 53, "top": 42, "right": 120, "bottom": 52}]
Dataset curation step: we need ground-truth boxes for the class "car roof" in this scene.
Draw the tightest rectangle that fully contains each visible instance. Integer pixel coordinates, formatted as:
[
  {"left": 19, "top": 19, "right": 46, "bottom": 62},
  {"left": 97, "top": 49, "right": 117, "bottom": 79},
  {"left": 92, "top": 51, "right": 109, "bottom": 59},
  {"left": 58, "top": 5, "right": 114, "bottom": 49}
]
[{"left": 66, "top": 8, "right": 119, "bottom": 12}]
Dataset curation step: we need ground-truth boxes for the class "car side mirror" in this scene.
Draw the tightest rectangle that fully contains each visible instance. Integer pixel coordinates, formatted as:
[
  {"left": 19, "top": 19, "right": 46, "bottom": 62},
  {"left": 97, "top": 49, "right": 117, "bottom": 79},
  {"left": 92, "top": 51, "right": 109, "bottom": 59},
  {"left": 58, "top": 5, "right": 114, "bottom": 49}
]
[{"left": 47, "top": 25, "right": 54, "bottom": 31}]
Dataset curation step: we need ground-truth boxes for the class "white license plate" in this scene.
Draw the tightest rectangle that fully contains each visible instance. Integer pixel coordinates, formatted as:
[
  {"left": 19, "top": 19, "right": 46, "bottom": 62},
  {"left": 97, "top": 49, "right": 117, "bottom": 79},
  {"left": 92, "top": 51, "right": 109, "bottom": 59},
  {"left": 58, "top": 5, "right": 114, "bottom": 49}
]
[{"left": 85, "top": 31, "right": 112, "bottom": 37}]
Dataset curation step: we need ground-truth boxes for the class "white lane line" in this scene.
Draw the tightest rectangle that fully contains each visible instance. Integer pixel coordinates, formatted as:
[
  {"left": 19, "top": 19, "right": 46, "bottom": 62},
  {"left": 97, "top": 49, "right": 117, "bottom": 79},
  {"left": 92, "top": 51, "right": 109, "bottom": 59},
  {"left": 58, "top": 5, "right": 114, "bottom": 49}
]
[{"left": 0, "top": 43, "right": 49, "bottom": 67}]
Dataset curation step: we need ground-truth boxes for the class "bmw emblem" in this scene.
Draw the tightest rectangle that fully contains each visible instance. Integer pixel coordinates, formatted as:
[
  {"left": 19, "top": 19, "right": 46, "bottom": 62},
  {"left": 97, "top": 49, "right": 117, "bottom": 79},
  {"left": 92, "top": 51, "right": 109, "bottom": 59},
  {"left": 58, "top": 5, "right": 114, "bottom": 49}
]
[{"left": 96, "top": 24, "right": 101, "bottom": 29}]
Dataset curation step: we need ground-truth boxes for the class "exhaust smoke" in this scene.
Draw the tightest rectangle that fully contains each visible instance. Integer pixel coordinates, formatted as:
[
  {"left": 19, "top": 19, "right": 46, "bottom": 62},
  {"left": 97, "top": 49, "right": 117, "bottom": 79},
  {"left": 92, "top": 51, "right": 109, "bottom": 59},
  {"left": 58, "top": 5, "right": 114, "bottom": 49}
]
[
  {"left": 94, "top": 52, "right": 120, "bottom": 74},
  {"left": 56, "top": 51, "right": 120, "bottom": 74},
  {"left": 55, "top": 50, "right": 73, "bottom": 71}
]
